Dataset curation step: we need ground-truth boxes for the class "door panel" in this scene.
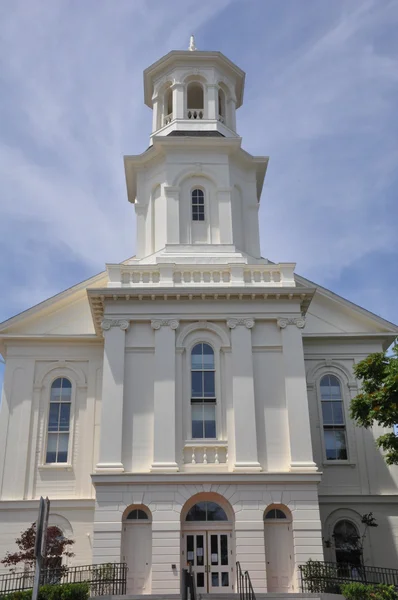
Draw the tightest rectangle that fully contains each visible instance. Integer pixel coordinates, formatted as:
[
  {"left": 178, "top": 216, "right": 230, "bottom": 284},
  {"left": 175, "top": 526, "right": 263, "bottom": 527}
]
[
  {"left": 186, "top": 533, "right": 207, "bottom": 593},
  {"left": 124, "top": 524, "right": 151, "bottom": 594},
  {"left": 265, "top": 523, "right": 293, "bottom": 592}
]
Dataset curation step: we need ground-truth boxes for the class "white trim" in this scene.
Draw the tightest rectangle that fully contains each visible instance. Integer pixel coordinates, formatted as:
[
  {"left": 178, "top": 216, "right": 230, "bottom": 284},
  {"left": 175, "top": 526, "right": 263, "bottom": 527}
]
[{"left": 316, "top": 371, "right": 350, "bottom": 464}]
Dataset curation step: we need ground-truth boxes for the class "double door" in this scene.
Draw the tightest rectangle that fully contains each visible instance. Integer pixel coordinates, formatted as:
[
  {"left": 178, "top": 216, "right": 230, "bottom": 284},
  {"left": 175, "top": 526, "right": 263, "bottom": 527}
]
[{"left": 184, "top": 531, "right": 233, "bottom": 593}]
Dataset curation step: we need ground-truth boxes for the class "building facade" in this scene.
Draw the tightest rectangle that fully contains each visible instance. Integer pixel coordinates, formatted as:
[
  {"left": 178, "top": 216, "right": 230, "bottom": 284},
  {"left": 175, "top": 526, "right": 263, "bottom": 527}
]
[{"left": 0, "top": 43, "right": 398, "bottom": 596}]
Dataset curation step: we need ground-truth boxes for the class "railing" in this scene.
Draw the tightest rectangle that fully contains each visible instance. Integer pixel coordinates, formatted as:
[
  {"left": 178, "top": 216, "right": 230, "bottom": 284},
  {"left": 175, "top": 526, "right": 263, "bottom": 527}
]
[
  {"left": 187, "top": 108, "right": 204, "bottom": 120},
  {"left": 0, "top": 562, "right": 127, "bottom": 597},
  {"left": 299, "top": 561, "right": 398, "bottom": 594},
  {"left": 218, "top": 114, "right": 225, "bottom": 123},
  {"left": 182, "top": 565, "right": 196, "bottom": 600},
  {"left": 164, "top": 113, "right": 173, "bottom": 125},
  {"left": 184, "top": 442, "right": 228, "bottom": 466},
  {"left": 236, "top": 561, "right": 256, "bottom": 600}
]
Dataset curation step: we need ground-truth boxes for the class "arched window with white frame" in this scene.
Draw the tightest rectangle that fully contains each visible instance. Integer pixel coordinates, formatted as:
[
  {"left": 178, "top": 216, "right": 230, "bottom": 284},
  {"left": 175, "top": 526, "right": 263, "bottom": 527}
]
[
  {"left": 191, "top": 343, "right": 216, "bottom": 439},
  {"left": 320, "top": 374, "right": 348, "bottom": 461},
  {"left": 192, "top": 188, "right": 205, "bottom": 221},
  {"left": 46, "top": 377, "right": 72, "bottom": 464}
]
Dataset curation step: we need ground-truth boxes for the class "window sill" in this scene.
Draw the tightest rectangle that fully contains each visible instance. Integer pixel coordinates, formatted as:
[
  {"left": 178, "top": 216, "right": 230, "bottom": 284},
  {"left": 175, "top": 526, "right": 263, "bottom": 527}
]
[{"left": 39, "top": 464, "right": 73, "bottom": 471}]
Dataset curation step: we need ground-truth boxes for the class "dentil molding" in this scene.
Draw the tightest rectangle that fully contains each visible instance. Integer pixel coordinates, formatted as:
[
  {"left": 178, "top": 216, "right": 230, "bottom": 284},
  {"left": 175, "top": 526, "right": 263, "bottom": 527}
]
[
  {"left": 277, "top": 317, "right": 306, "bottom": 329},
  {"left": 101, "top": 319, "right": 130, "bottom": 332},
  {"left": 227, "top": 318, "right": 255, "bottom": 330},
  {"left": 151, "top": 319, "right": 179, "bottom": 330}
]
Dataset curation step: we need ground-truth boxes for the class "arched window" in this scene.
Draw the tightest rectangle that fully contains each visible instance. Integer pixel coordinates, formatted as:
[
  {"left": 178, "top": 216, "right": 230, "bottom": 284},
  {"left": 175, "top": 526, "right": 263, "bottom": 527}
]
[
  {"left": 218, "top": 88, "right": 226, "bottom": 124},
  {"left": 164, "top": 85, "right": 173, "bottom": 125},
  {"left": 191, "top": 343, "right": 216, "bottom": 439},
  {"left": 186, "top": 501, "right": 228, "bottom": 522},
  {"left": 320, "top": 374, "right": 347, "bottom": 461},
  {"left": 126, "top": 509, "right": 149, "bottom": 520},
  {"left": 265, "top": 508, "right": 287, "bottom": 520},
  {"left": 187, "top": 82, "right": 204, "bottom": 119},
  {"left": 192, "top": 188, "right": 205, "bottom": 221},
  {"left": 46, "top": 378, "right": 72, "bottom": 464},
  {"left": 333, "top": 520, "right": 361, "bottom": 566}
]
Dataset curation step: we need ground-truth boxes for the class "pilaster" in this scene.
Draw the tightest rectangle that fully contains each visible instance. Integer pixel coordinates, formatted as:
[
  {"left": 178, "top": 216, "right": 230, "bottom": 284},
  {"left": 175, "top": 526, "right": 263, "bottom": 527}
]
[
  {"left": 217, "top": 187, "right": 233, "bottom": 244},
  {"left": 227, "top": 318, "right": 261, "bottom": 471},
  {"left": 206, "top": 83, "right": 218, "bottom": 120},
  {"left": 96, "top": 319, "right": 129, "bottom": 472},
  {"left": 171, "top": 82, "right": 184, "bottom": 119},
  {"left": 151, "top": 319, "right": 179, "bottom": 472},
  {"left": 164, "top": 186, "right": 180, "bottom": 245},
  {"left": 135, "top": 204, "right": 147, "bottom": 259},
  {"left": 277, "top": 317, "right": 317, "bottom": 472}
]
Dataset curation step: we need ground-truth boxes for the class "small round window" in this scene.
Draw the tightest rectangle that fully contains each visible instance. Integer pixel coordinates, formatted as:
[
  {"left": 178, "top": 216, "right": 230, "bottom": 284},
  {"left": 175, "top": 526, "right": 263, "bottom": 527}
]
[
  {"left": 126, "top": 509, "right": 148, "bottom": 520},
  {"left": 265, "top": 508, "right": 287, "bottom": 520}
]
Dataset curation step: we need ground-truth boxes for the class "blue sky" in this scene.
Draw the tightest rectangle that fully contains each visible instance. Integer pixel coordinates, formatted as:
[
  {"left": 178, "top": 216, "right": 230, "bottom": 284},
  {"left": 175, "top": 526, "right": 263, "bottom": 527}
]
[{"left": 0, "top": 0, "right": 397, "bottom": 386}]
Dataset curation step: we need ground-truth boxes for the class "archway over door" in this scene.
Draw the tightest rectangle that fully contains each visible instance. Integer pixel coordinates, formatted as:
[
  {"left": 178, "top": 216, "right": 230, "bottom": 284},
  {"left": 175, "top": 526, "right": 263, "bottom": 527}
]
[
  {"left": 122, "top": 505, "right": 152, "bottom": 595},
  {"left": 181, "top": 493, "right": 234, "bottom": 595},
  {"left": 264, "top": 506, "right": 294, "bottom": 593}
]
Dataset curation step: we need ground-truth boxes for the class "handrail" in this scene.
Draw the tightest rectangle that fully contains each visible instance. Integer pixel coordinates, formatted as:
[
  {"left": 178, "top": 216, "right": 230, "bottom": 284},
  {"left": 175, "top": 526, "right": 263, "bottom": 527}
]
[
  {"left": 182, "top": 565, "right": 196, "bottom": 600},
  {"left": 236, "top": 561, "right": 256, "bottom": 600}
]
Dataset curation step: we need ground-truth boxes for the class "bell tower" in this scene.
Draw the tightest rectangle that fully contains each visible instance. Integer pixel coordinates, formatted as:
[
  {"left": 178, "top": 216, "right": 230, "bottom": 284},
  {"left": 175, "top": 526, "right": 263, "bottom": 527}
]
[{"left": 116, "top": 40, "right": 296, "bottom": 288}]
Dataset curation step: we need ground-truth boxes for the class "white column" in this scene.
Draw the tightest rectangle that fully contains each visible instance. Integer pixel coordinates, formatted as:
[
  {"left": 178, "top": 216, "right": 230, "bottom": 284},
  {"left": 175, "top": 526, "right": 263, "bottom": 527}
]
[
  {"left": 227, "top": 96, "right": 237, "bottom": 131},
  {"left": 164, "top": 186, "right": 180, "bottom": 245},
  {"left": 135, "top": 204, "right": 147, "bottom": 259},
  {"left": 171, "top": 82, "right": 184, "bottom": 119},
  {"left": 227, "top": 318, "right": 261, "bottom": 471},
  {"left": 207, "top": 83, "right": 218, "bottom": 120},
  {"left": 152, "top": 95, "right": 160, "bottom": 132},
  {"left": 96, "top": 319, "right": 129, "bottom": 472},
  {"left": 217, "top": 187, "right": 233, "bottom": 244},
  {"left": 151, "top": 319, "right": 179, "bottom": 472},
  {"left": 277, "top": 317, "right": 317, "bottom": 471}
]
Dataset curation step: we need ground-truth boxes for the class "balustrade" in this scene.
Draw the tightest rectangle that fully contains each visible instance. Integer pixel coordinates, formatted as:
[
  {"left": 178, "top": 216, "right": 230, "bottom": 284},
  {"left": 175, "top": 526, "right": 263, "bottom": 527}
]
[
  {"left": 164, "top": 113, "right": 173, "bottom": 125},
  {"left": 184, "top": 443, "right": 228, "bottom": 466},
  {"left": 187, "top": 108, "right": 204, "bottom": 120}
]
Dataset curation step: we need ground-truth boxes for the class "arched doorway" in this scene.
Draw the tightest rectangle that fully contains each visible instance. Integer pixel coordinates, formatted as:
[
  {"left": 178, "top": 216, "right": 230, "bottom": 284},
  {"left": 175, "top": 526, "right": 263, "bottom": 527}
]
[
  {"left": 122, "top": 506, "right": 152, "bottom": 594},
  {"left": 264, "top": 506, "right": 294, "bottom": 593},
  {"left": 181, "top": 495, "right": 234, "bottom": 594},
  {"left": 333, "top": 520, "right": 361, "bottom": 566}
]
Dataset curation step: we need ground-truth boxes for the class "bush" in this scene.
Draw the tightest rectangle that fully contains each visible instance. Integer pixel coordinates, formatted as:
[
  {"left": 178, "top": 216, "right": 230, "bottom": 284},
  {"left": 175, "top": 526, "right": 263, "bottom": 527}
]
[
  {"left": 2, "top": 582, "right": 89, "bottom": 600},
  {"left": 342, "top": 582, "right": 398, "bottom": 600}
]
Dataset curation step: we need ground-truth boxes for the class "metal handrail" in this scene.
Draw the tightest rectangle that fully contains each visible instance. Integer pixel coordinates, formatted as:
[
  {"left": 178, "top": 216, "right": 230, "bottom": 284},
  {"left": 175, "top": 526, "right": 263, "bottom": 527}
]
[
  {"left": 236, "top": 561, "right": 256, "bottom": 600},
  {"left": 182, "top": 565, "right": 196, "bottom": 600}
]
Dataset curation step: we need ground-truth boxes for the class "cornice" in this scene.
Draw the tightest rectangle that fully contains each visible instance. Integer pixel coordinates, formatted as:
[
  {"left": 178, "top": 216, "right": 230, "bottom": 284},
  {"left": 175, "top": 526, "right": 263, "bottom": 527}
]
[{"left": 87, "top": 286, "right": 316, "bottom": 337}]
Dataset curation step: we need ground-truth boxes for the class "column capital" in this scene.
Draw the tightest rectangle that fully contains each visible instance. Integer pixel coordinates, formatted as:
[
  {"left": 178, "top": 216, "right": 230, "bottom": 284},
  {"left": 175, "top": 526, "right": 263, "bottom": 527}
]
[
  {"left": 227, "top": 318, "right": 255, "bottom": 330},
  {"left": 151, "top": 319, "right": 179, "bottom": 330},
  {"left": 277, "top": 317, "right": 306, "bottom": 329},
  {"left": 101, "top": 319, "right": 130, "bottom": 332}
]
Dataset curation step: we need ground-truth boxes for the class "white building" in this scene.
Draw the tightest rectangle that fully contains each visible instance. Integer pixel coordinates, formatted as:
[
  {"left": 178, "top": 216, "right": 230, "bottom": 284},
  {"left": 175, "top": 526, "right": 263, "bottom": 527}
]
[{"left": 1, "top": 41, "right": 398, "bottom": 596}]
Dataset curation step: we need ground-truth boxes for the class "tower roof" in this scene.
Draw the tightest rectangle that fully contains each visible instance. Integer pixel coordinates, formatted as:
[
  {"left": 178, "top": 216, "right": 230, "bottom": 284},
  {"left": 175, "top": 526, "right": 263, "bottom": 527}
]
[{"left": 143, "top": 50, "right": 245, "bottom": 109}]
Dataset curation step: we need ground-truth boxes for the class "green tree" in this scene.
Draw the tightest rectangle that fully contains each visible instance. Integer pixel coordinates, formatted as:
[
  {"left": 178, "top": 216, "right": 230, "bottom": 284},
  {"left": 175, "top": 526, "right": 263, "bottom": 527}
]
[{"left": 350, "top": 344, "right": 398, "bottom": 465}]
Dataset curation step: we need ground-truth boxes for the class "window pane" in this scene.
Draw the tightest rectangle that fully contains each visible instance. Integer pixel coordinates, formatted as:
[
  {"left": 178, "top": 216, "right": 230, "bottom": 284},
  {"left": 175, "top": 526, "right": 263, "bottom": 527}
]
[
  {"left": 204, "top": 372, "right": 215, "bottom": 397},
  {"left": 197, "top": 573, "right": 204, "bottom": 588},
  {"left": 191, "top": 372, "right": 203, "bottom": 397},
  {"left": 322, "top": 402, "right": 333, "bottom": 425},
  {"left": 204, "top": 405, "right": 216, "bottom": 438},
  {"left": 46, "top": 434, "right": 57, "bottom": 463},
  {"left": 50, "top": 379, "right": 63, "bottom": 401},
  {"left": 221, "top": 572, "right": 229, "bottom": 587},
  {"left": 332, "top": 402, "right": 344, "bottom": 425},
  {"left": 220, "top": 535, "right": 228, "bottom": 565},
  {"left": 212, "top": 573, "right": 219, "bottom": 587},
  {"left": 59, "top": 404, "right": 71, "bottom": 431},
  {"left": 202, "top": 345, "right": 214, "bottom": 369},
  {"left": 335, "top": 430, "right": 348, "bottom": 459},
  {"left": 48, "top": 404, "right": 60, "bottom": 432},
  {"left": 324, "top": 430, "right": 336, "bottom": 460},
  {"left": 186, "top": 503, "right": 207, "bottom": 521},
  {"left": 191, "top": 352, "right": 203, "bottom": 370},
  {"left": 57, "top": 433, "right": 69, "bottom": 463},
  {"left": 207, "top": 502, "right": 228, "bottom": 521},
  {"left": 211, "top": 535, "right": 218, "bottom": 565},
  {"left": 196, "top": 535, "right": 204, "bottom": 566},
  {"left": 192, "top": 404, "right": 204, "bottom": 438}
]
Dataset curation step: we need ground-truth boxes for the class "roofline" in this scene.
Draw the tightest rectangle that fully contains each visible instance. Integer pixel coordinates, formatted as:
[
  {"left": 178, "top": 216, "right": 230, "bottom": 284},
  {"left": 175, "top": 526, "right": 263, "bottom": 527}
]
[{"left": 295, "top": 273, "right": 398, "bottom": 333}]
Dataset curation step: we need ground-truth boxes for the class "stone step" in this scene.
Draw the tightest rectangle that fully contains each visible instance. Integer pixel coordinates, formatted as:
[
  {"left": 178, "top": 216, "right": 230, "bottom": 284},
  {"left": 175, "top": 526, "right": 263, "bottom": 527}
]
[{"left": 91, "top": 594, "right": 323, "bottom": 600}]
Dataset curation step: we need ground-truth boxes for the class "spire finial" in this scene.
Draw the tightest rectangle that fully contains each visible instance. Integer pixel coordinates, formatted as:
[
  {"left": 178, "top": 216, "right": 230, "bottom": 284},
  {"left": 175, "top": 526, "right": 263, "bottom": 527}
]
[{"left": 189, "top": 35, "right": 197, "bottom": 51}]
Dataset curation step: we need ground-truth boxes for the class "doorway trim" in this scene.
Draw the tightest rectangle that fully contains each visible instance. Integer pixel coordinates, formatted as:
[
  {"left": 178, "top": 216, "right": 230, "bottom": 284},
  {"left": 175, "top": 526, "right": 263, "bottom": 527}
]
[{"left": 122, "top": 504, "right": 152, "bottom": 595}]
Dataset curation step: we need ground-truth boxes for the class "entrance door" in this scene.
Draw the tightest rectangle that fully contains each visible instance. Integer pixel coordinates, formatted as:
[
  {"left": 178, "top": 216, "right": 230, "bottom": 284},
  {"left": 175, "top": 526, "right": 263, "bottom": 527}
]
[
  {"left": 264, "top": 522, "right": 293, "bottom": 592},
  {"left": 185, "top": 532, "right": 232, "bottom": 593},
  {"left": 124, "top": 523, "right": 151, "bottom": 594}
]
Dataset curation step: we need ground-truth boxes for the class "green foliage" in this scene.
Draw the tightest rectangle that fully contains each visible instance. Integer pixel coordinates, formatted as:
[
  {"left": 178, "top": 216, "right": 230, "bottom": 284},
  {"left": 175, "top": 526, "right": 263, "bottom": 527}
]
[
  {"left": 1, "top": 583, "right": 89, "bottom": 600},
  {"left": 342, "top": 582, "right": 398, "bottom": 600},
  {"left": 350, "top": 344, "right": 398, "bottom": 465}
]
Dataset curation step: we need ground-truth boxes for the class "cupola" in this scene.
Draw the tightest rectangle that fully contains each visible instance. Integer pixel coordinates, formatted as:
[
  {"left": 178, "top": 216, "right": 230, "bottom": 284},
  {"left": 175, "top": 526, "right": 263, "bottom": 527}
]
[{"left": 143, "top": 36, "right": 245, "bottom": 140}]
